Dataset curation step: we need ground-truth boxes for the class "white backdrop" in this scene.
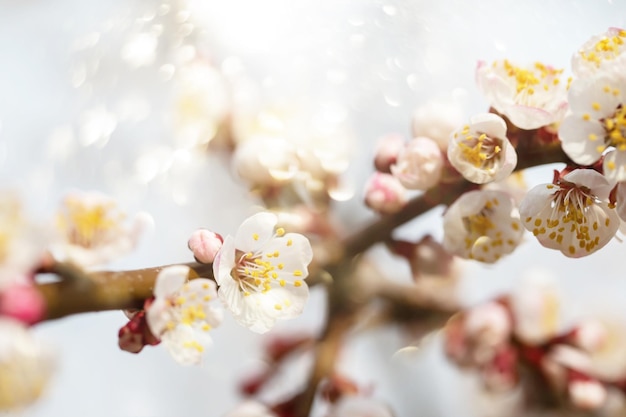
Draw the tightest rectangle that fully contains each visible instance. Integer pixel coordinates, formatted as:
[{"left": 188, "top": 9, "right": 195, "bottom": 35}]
[{"left": 1, "top": 0, "right": 626, "bottom": 416}]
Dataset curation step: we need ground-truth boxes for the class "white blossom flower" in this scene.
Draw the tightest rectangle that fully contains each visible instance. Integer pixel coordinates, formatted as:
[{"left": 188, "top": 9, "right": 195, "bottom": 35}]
[
  {"left": 390, "top": 137, "right": 443, "bottom": 190},
  {"left": 559, "top": 75, "right": 626, "bottom": 182},
  {"left": 572, "top": 28, "right": 626, "bottom": 79},
  {"left": 572, "top": 319, "right": 626, "bottom": 381},
  {"left": 146, "top": 265, "right": 223, "bottom": 365},
  {"left": 509, "top": 272, "right": 560, "bottom": 345},
  {"left": 518, "top": 169, "right": 619, "bottom": 257},
  {"left": 0, "top": 318, "right": 55, "bottom": 412},
  {"left": 443, "top": 190, "right": 523, "bottom": 263},
  {"left": 213, "top": 212, "right": 313, "bottom": 333},
  {"left": 364, "top": 172, "right": 407, "bottom": 214},
  {"left": 476, "top": 60, "right": 568, "bottom": 129},
  {"left": 0, "top": 193, "right": 42, "bottom": 289},
  {"left": 51, "top": 191, "right": 150, "bottom": 267},
  {"left": 448, "top": 113, "right": 517, "bottom": 184}
]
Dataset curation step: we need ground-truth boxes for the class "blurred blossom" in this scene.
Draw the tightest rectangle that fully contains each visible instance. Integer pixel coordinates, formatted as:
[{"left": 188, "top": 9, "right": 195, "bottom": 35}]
[
  {"left": 519, "top": 169, "right": 618, "bottom": 258},
  {"left": 509, "top": 272, "right": 560, "bottom": 345},
  {"left": 0, "top": 318, "right": 56, "bottom": 412},
  {"left": 373, "top": 133, "right": 404, "bottom": 173},
  {"left": 213, "top": 213, "right": 313, "bottom": 333},
  {"left": 559, "top": 75, "right": 626, "bottom": 182},
  {"left": 364, "top": 172, "right": 407, "bottom": 214},
  {"left": 568, "top": 379, "right": 607, "bottom": 410},
  {"left": 482, "top": 172, "right": 528, "bottom": 206},
  {"left": 411, "top": 99, "right": 465, "bottom": 150},
  {"left": 0, "top": 193, "right": 43, "bottom": 289},
  {"left": 443, "top": 190, "right": 523, "bottom": 263},
  {"left": 391, "top": 136, "right": 443, "bottom": 190},
  {"left": 51, "top": 191, "right": 152, "bottom": 267},
  {"left": 571, "top": 27, "right": 626, "bottom": 79},
  {"left": 448, "top": 113, "right": 516, "bottom": 185},
  {"left": 120, "top": 32, "right": 158, "bottom": 68},
  {"left": 571, "top": 319, "right": 626, "bottom": 381},
  {"left": 146, "top": 265, "right": 223, "bottom": 365},
  {"left": 476, "top": 60, "right": 568, "bottom": 129},
  {"left": 233, "top": 136, "right": 299, "bottom": 187}
]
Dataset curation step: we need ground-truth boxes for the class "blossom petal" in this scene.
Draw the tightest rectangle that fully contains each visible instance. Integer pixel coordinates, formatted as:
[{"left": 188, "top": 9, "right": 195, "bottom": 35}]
[
  {"left": 153, "top": 265, "right": 189, "bottom": 298},
  {"left": 234, "top": 212, "right": 278, "bottom": 253},
  {"left": 161, "top": 325, "right": 210, "bottom": 365},
  {"left": 603, "top": 150, "right": 626, "bottom": 182},
  {"left": 213, "top": 236, "right": 236, "bottom": 286},
  {"left": 559, "top": 116, "right": 605, "bottom": 165}
]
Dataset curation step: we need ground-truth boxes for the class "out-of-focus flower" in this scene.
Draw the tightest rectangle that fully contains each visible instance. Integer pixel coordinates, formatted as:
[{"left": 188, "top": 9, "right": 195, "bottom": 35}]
[
  {"left": 223, "top": 401, "right": 277, "bottom": 417},
  {"left": 568, "top": 379, "right": 607, "bottom": 410},
  {"left": 448, "top": 113, "right": 517, "bottom": 184},
  {"left": 146, "top": 265, "right": 223, "bottom": 365},
  {"left": 188, "top": 229, "right": 223, "bottom": 264},
  {"left": 559, "top": 76, "right": 626, "bottom": 182},
  {"left": 0, "top": 193, "right": 42, "bottom": 289},
  {"left": 571, "top": 319, "right": 626, "bottom": 381},
  {"left": 213, "top": 212, "right": 312, "bottom": 334},
  {"left": 519, "top": 169, "right": 618, "bottom": 257},
  {"left": 52, "top": 191, "right": 150, "bottom": 267},
  {"left": 445, "top": 301, "right": 512, "bottom": 367},
  {"left": 374, "top": 133, "right": 404, "bottom": 172},
  {"left": 476, "top": 60, "right": 568, "bottom": 129},
  {"left": 510, "top": 273, "right": 560, "bottom": 345},
  {"left": 233, "top": 136, "right": 299, "bottom": 187},
  {"left": 326, "top": 396, "right": 395, "bottom": 417},
  {"left": 412, "top": 100, "right": 465, "bottom": 150},
  {"left": 364, "top": 173, "right": 407, "bottom": 214},
  {"left": 572, "top": 28, "right": 626, "bottom": 79},
  {"left": 483, "top": 172, "right": 528, "bottom": 205},
  {"left": 174, "top": 60, "right": 231, "bottom": 148},
  {"left": 443, "top": 190, "right": 523, "bottom": 263},
  {"left": 390, "top": 137, "right": 443, "bottom": 190},
  {"left": 0, "top": 318, "right": 55, "bottom": 412}
]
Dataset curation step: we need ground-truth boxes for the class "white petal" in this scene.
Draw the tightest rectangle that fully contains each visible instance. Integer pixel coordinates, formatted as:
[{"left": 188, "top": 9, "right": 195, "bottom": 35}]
[
  {"left": 569, "top": 76, "right": 623, "bottom": 119},
  {"left": 564, "top": 169, "right": 614, "bottom": 199},
  {"left": 559, "top": 116, "right": 605, "bottom": 165},
  {"left": 469, "top": 113, "right": 507, "bottom": 139},
  {"left": 213, "top": 236, "right": 236, "bottom": 286},
  {"left": 234, "top": 212, "right": 278, "bottom": 253},
  {"left": 154, "top": 265, "right": 188, "bottom": 298},
  {"left": 161, "top": 325, "right": 210, "bottom": 365},
  {"left": 146, "top": 298, "right": 171, "bottom": 336},
  {"left": 616, "top": 183, "right": 626, "bottom": 222},
  {"left": 603, "top": 150, "right": 626, "bottom": 182}
]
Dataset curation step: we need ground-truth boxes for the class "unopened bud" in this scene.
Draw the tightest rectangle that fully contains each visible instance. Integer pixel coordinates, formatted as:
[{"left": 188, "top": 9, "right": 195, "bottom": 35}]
[
  {"left": 364, "top": 172, "right": 407, "bottom": 214},
  {"left": 188, "top": 229, "right": 223, "bottom": 264},
  {"left": 374, "top": 133, "right": 404, "bottom": 173},
  {"left": 569, "top": 379, "right": 607, "bottom": 410}
]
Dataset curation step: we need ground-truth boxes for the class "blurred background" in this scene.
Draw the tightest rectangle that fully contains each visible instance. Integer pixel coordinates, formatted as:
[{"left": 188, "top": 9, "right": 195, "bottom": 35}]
[{"left": 1, "top": 0, "right": 626, "bottom": 415}]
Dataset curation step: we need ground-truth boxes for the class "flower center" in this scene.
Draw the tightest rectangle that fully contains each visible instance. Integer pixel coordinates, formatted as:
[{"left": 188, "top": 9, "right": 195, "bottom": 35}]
[
  {"left": 59, "top": 200, "right": 121, "bottom": 248},
  {"left": 232, "top": 250, "right": 283, "bottom": 296},
  {"left": 458, "top": 128, "right": 502, "bottom": 169},
  {"left": 462, "top": 204, "right": 495, "bottom": 239},
  {"left": 499, "top": 60, "right": 564, "bottom": 100},
  {"left": 580, "top": 29, "right": 626, "bottom": 67},
  {"left": 603, "top": 104, "right": 626, "bottom": 151}
]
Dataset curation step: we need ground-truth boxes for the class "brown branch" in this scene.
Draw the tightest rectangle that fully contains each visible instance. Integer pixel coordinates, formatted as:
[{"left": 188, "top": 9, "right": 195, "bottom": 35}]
[{"left": 38, "top": 262, "right": 213, "bottom": 320}]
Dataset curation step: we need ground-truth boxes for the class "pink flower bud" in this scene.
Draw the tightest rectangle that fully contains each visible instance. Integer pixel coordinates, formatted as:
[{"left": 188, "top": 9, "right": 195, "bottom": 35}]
[
  {"left": 364, "top": 172, "right": 407, "bottom": 214},
  {"left": 0, "top": 283, "right": 45, "bottom": 325},
  {"left": 391, "top": 136, "right": 443, "bottom": 190},
  {"left": 373, "top": 133, "right": 404, "bottom": 173},
  {"left": 188, "top": 229, "right": 223, "bottom": 264}
]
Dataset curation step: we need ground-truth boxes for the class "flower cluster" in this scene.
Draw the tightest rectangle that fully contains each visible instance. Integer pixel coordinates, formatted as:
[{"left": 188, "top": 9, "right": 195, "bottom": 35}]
[{"left": 445, "top": 274, "right": 626, "bottom": 411}]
